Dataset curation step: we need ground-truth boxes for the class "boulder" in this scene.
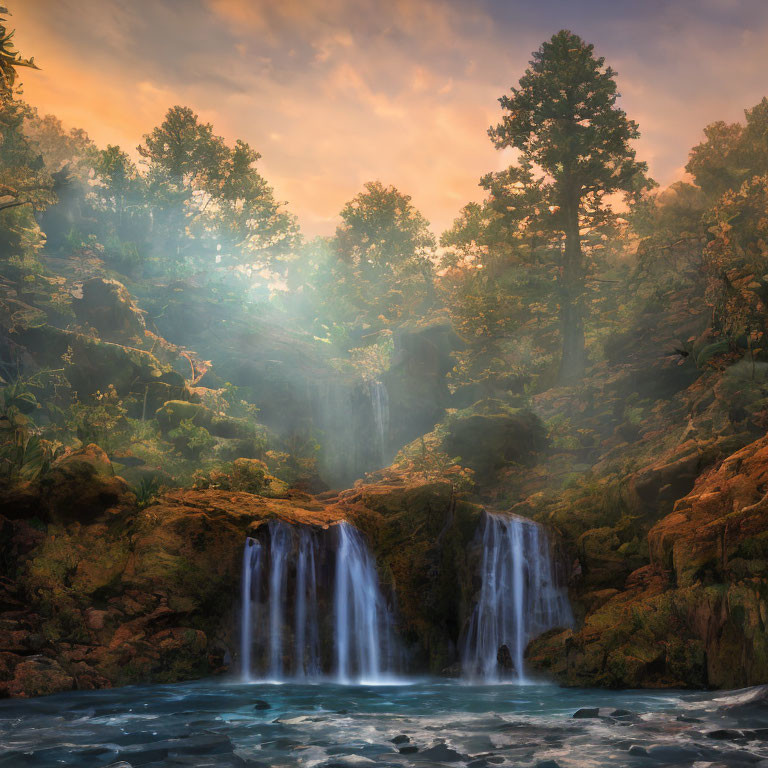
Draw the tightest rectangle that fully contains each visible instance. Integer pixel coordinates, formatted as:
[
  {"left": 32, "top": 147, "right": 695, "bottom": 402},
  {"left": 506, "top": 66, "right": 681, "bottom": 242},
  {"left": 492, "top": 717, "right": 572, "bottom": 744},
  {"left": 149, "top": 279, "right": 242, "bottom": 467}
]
[
  {"left": 73, "top": 278, "right": 146, "bottom": 342},
  {"left": 39, "top": 444, "right": 134, "bottom": 523},
  {"left": 442, "top": 400, "right": 546, "bottom": 482}
]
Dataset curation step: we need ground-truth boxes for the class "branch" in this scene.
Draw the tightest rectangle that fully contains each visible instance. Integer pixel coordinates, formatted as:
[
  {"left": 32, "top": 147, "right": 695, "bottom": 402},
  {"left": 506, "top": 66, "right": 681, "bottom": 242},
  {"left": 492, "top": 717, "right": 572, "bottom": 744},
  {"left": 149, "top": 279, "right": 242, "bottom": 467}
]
[{"left": 0, "top": 199, "right": 31, "bottom": 212}]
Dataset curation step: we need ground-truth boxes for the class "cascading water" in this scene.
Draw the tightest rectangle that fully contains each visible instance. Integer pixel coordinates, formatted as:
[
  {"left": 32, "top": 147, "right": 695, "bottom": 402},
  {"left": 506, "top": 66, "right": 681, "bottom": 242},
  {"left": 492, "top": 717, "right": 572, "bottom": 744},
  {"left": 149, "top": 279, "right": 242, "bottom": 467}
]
[
  {"left": 368, "top": 379, "right": 390, "bottom": 465},
  {"left": 239, "top": 538, "right": 261, "bottom": 682},
  {"left": 462, "top": 513, "right": 572, "bottom": 683},
  {"left": 334, "top": 521, "right": 396, "bottom": 683},
  {"left": 239, "top": 520, "right": 397, "bottom": 683}
]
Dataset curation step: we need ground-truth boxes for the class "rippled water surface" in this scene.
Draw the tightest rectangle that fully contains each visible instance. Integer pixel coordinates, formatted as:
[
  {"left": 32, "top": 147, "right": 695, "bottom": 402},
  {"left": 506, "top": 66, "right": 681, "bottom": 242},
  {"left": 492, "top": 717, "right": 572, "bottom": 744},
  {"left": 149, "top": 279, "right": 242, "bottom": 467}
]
[{"left": 1, "top": 678, "right": 767, "bottom": 767}]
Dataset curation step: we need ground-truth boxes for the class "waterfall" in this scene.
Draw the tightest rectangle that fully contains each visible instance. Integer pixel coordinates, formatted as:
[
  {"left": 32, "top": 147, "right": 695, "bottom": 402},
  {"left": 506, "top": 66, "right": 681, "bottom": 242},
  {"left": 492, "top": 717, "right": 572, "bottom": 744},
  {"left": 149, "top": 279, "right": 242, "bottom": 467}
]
[
  {"left": 368, "top": 379, "right": 390, "bottom": 465},
  {"left": 462, "top": 513, "right": 572, "bottom": 683},
  {"left": 239, "top": 520, "right": 397, "bottom": 683},
  {"left": 267, "top": 522, "right": 290, "bottom": 679},
  {"left": 239, "top": 538, "right": 262, "bottom": 682},
  {"left": 334, "top": 521, "right": 393, "bottom": 683},
  {"left": 294, "top": 528, "right": 320, "bottom": 678}
]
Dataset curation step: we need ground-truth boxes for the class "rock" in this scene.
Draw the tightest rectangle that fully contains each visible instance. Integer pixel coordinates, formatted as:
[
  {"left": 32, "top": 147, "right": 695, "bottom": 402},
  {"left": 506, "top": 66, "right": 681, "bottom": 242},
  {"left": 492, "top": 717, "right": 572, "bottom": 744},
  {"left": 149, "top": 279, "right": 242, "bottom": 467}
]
[
  {"left": 381, "top": 317, "right": 462, "bottom": 453},
  {"left": 18, "top": 324, "right": 184, "bottom": 402},
  {"left": 85, "top": 608, "right": 108, "bottom": 630},
  {"left": 534, "top": 761, "right": 562, "bottom": 768},
  {"left": 391, "top": 735, "right": 410, "bottom": 744},
  {"left": 442, "top": 399, "right": 545, "bottom": 482},
  {"left": 572, "top": 708, "right": 600, "bottom": 719},
  {"left": 398, "top": 745, "right": 419, "bottom": 754},
  {"left": 253, "top": 700, "right": 271, "bottom": 710},
  {"left": 627, "top": 745, "right": 648, "bottom": 756},
  {"left": 5, "top": 656, "right": 74, "bottom": 697},
  {"left": 419, "top": 744, "right": 464, "bottom": 762},
  {"left": 74, "top": 277, "right": 146, "bottom": 342},
  {"left": 645, "top": 744, "right": 702, "bottom": 762},
  {"left": 496, "top": 644, "right": 514, "bottom": 672},
  {"left": 40, "top": 444, "right": 135, "bottom": 522},
  {"left": 322, "top": 757, "right": 376, "bottom": 767},
  {"left": 610, "top": 709, "right": 634, "bottom": 717},
  {"left": 528, "top": 433, "right": 768, "bottom": 690},
  {"left": 155, "top": 400, "right": 258, "bottom": 440},
  {"left": 707, "top": 729, "right": 745, "bottom": 740}
]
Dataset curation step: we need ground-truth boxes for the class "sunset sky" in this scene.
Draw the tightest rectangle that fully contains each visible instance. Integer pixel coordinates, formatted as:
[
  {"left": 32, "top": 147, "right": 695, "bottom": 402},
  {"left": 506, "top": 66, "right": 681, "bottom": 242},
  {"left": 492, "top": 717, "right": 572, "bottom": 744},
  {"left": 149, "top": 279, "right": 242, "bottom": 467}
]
[{"left": 11, "top": 0, "right": 768, "bottom": 238}]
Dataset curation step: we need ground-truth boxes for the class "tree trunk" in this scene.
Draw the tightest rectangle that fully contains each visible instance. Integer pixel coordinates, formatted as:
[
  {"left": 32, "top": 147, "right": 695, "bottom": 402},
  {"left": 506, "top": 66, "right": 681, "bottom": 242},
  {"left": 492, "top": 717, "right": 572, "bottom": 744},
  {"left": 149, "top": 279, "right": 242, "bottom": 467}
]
[{"left": 557, "top": 193, "right": 586, "bottom": 384}]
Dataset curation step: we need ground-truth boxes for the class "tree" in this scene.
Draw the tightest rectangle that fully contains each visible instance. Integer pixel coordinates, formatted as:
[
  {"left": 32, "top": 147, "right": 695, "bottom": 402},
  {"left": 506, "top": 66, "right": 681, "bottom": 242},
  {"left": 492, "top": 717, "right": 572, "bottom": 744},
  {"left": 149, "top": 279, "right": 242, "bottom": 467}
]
[
  {"left": 0, "top": 8, "right": 52, "bottom": 261},
  {"left": 331, "top": 181, "right": 436, "bottom": 330},
  {"left": 703, "top": 174, "right": 768, "bottom": 350},
  {"left": 23, "top": 108, "right": 94, "bottom": 179},
  {"left": 490, "top": 30, "right": 652, "bottom": 382},
  {"left": 138, "top": 105, "right": 296, "bottom": 271},
  {"left": 0, "top": 6, "right": 37, "bottom": 95},
  {"left": 439, "top": 166, "right": 564, "bottom": 392},
  {"left": 687, "top": 98, "right": 768, "bottom": 200}
]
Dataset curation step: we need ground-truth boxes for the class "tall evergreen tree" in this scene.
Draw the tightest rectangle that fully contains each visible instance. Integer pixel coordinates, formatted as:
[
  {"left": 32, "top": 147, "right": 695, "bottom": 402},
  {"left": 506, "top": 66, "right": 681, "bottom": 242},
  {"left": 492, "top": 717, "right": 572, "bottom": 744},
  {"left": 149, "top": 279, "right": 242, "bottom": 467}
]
[{"left": 490, "top": 30, "right": 652, "bottom": 382}]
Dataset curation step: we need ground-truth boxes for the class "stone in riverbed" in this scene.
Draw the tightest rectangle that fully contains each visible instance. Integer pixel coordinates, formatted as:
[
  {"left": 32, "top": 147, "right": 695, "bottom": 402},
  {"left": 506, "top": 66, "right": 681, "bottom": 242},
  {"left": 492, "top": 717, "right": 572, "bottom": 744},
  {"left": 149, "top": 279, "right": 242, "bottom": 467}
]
[
  {"left": 572, "top": 708, "right": 600, "bottom": 718},
  {"left": 391, "top": 735, "right": 410, "bottom": 744},
  {"left": 707, "top": 729, "right": 746, "bottom": 740},
  {"left": 253, "top": 699, "right": 271, "bottom": 710},
  {"left": 419, "top": 744, "right": 464, "bottom": 762},
  {"left": 322, "top": 757, "right": 377, "bottom": 767},
  {"left": 645, "top": 744, "right": 703, "bottom": 762},
  {"left": 399, "top": 745, "right": 419, "bottom": 754},
  {"left": 627, "top": 745, "right": 648, "bottom": 756},
  {"left": 534, "top": 761, "right": 562, "bottom": 768}
]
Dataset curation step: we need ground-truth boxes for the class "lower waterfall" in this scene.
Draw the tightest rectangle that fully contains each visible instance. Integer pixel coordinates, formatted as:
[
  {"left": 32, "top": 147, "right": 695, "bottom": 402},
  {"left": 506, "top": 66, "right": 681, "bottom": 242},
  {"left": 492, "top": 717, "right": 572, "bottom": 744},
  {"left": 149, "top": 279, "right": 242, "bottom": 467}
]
[
  {"left": 239, "top": 520, "right": 398, "bottom": 683},
  {"left": 462, "top": 513, "right": 572, "bottom": 683}
]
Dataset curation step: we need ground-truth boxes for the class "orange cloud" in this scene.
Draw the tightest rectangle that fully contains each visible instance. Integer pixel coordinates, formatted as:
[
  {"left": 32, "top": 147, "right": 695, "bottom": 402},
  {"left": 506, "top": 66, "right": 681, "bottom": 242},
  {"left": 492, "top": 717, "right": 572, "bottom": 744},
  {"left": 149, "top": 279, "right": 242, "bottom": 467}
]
[{"left": 8, "top": 0, "right": 768, "bottom": 241}]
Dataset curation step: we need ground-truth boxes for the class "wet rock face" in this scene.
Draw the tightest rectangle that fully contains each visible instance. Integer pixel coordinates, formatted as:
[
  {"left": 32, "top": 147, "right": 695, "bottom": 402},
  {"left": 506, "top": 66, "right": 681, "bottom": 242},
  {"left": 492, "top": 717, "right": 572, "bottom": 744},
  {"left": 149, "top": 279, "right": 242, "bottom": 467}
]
[
  {"left": 382, "top": 317, "right": 463, "bottom": 452},
  {"left": 0, "top": 483, "right": 345, "bottom": 697},
  {"left": 335, "top": 479, "right": 482, "bottom": 674},
  {"left": 528, "top": 433, "right": 768, "bottom": 689}
]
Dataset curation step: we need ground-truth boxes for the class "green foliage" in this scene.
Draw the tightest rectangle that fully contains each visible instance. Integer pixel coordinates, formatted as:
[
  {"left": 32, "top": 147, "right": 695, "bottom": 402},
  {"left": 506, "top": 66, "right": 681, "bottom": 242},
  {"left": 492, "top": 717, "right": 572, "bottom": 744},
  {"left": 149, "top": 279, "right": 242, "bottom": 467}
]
[
  {"left": 137, "top": 105, "right": 297, "bottom": 273},
  {"left": 687, "top": 98, "right": 768, "bottom": 199},
  {"left": 0, "top": 7, "right": 37, "bottom": 94},
  {"left": 168, "top": 418, "right": 216, "bottom": 458},
  {"left": 703, "top": 174, "right": 768, "bottom": 347},
  {"left": 66, "top": 386, "right": 129, "bottom": 453},
  {"left": 133, "top": 475, "right": 162, "bottom": 510},
  {"left": 285, "top": 183, "right": 437, "bottom": 341},
  {"left": 0, "top": 370, "right": 66, "bottom": 481},
  {"left": 265, "top": 430, "right": 320, "bottom": 485}
]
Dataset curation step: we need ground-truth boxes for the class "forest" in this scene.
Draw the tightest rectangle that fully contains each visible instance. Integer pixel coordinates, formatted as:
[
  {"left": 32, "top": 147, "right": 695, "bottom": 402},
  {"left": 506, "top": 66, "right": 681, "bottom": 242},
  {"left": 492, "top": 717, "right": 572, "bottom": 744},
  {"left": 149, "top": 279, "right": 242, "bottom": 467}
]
[{"left": 2, "top": 5, "right": 768, "bottom": 768}]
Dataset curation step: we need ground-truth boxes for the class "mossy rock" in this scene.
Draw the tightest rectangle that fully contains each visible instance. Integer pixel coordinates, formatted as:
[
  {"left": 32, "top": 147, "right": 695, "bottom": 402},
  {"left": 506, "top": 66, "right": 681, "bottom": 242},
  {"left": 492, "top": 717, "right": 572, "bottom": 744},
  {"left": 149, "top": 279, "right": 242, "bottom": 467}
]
[
  {"left": 155, "top": 400, "right": 257, "bottom": 440},
  {"left": 442, "top": 399, "right": 546, "bottom": 481},
  {"left": 38, "top": 444, "right": 135, "bottom": 523},
  {"left": 16, "top": 324, "right": 184, "bottom": 398}
]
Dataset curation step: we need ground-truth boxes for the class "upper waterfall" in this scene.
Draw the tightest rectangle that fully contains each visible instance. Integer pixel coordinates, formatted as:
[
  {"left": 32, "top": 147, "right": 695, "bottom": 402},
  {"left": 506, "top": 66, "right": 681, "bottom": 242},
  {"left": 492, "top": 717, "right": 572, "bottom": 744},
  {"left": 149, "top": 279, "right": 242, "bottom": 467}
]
[{"left": 462, "top": 513, "right": 572, "bottom": 682}]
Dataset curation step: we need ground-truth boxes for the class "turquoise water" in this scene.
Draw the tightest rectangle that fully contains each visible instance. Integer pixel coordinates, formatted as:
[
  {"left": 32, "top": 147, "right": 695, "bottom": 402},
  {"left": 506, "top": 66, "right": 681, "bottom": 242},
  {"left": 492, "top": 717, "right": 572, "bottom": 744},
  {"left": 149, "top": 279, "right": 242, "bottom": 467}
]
[{"left": 1, "top": 678, "right": 767, "bottom": 767}]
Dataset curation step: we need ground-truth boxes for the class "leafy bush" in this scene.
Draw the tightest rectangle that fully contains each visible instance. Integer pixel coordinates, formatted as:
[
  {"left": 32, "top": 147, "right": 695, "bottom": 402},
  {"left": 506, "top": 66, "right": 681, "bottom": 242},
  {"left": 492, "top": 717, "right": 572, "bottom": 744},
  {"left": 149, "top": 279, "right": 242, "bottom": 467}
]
[{"left": 168, "top": 418, "right": 215, "bottom": 458}]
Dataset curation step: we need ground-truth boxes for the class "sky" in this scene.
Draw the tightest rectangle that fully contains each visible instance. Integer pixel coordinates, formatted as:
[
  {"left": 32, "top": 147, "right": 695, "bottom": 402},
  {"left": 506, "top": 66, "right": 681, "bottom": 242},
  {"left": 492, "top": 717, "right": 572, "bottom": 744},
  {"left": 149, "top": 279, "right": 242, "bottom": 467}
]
[{"left": 11, "top": 0, "right": 768, "bottom": 238}]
